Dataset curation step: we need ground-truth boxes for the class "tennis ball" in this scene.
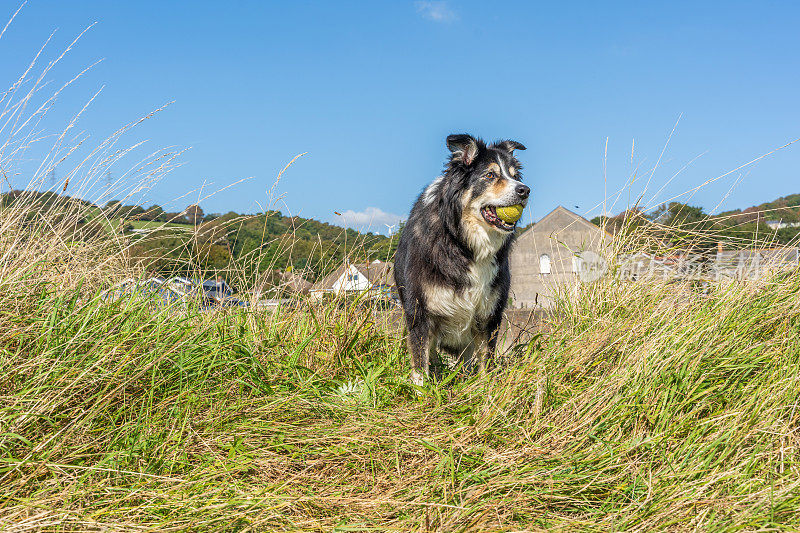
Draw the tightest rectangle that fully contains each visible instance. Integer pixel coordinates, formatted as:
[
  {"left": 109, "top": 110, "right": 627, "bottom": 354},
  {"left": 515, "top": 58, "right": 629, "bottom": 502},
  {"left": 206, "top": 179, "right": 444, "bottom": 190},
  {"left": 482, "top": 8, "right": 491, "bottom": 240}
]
[{"left": 495, "top": 204, "right": 524, "bottom": 223}]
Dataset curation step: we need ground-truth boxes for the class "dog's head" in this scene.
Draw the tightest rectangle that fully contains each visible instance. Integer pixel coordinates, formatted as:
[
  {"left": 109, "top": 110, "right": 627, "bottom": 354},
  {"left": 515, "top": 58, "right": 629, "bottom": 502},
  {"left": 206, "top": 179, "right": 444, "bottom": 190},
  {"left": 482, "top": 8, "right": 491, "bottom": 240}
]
[{"left": 438, "top": 134, "right": 529, "bottom": 252}]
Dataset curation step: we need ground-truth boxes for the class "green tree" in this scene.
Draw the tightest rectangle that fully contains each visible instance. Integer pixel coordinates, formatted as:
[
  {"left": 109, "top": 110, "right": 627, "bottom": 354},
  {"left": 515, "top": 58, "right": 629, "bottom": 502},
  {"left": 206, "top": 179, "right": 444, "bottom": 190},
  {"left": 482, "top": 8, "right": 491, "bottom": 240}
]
[
  {"left": 649, "top": 202, "right": 706, "bottom": 226},
  {"left": 140, "top": 205, "right": 165, "bottom": 222},
  {"left": 185, "top": 204, "right": 205, "bottom": 225}
]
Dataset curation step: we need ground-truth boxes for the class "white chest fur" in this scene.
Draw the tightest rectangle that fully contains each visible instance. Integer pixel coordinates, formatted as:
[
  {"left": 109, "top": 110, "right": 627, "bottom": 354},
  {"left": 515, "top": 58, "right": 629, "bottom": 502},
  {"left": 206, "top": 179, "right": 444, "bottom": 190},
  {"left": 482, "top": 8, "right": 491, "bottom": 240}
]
[{"left": 425, "top": 258, "right": 500, "bottom": 349}]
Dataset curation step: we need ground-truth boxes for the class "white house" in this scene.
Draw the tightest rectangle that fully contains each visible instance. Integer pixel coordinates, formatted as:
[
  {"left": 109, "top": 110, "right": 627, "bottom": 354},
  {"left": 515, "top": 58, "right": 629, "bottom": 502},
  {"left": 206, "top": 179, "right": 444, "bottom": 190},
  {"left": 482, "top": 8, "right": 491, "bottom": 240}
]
[
  {"left": 766, "top": 220, "right": 800, "bottom": 230},
  {"left": 309, "top": 260, "right": 394, "bottom": 300}
]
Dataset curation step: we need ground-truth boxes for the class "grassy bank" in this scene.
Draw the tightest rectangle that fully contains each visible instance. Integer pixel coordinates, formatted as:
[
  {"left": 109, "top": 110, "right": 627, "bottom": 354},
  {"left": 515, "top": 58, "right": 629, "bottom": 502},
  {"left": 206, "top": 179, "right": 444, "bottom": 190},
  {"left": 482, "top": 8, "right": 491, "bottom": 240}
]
[{"left": 2, "top": 243, "right": 800, "bottom": 531}]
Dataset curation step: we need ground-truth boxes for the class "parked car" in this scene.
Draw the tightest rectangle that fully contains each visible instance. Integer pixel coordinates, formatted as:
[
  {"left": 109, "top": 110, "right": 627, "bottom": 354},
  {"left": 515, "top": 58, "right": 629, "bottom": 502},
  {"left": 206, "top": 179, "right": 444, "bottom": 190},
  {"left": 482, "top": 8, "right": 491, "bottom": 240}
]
[{"left": 102, "top": 276, "right": 246, "bottom": 310}]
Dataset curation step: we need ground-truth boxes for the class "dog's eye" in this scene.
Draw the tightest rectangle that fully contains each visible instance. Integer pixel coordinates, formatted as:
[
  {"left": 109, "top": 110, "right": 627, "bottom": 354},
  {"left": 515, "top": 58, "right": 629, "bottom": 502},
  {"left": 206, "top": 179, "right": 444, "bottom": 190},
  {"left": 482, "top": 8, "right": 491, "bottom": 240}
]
[{"left": 485, "top": 171, "right": 495, "bottom": 179}]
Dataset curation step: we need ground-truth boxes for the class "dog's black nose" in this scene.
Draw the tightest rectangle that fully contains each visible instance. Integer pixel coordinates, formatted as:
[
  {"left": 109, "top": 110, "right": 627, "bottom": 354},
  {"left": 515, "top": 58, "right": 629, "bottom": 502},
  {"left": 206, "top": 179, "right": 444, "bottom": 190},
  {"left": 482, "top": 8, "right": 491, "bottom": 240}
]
[{"left": 516, "top": 184, "right": 530, "bottom": 199}]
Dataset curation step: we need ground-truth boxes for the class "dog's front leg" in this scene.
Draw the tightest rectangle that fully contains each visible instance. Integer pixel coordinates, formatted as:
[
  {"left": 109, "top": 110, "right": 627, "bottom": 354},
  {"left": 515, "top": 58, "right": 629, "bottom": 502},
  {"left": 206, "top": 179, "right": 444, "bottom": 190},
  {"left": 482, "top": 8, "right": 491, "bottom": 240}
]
[
  {"left": 473, "top": 324, "right": 502, "bottom": 373},
  {"left": 488, "top": 324, "right": 502, "bottom": 371},
  {"left": 473, "top": 331, "right": 490, "bottom": 374},
  {"left": 407, "top": 321, "right": 431, "bottom": 386}
]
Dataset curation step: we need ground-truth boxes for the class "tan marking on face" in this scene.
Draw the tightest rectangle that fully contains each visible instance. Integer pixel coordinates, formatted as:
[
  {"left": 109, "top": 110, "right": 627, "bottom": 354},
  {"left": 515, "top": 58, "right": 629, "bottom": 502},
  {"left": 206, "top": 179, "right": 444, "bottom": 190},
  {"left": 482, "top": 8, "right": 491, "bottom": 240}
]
[
  {"left": 491, "top": 178, "right": 511, "bottom": 197},
  {"left": 461, "top": 189, "right": 485, "bottom": 230},
  {"left": 459, "top": 188, "right": 472, "bottom": 210},
  {"left": 461, "top": 200, "right": 484, "bottom": 231},
  {"left": 508, "top": 166, "right": 516, "bottom": 177},
  {"left": 486, "top": 162, "right": 501, "bottom": 175}
]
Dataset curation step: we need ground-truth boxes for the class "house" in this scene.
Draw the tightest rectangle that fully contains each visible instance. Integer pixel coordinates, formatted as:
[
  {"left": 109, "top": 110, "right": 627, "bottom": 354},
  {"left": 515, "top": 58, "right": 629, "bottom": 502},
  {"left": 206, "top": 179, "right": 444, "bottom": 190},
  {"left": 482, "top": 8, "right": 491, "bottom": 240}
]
[
  {"left": 309, "top": 259, "right": 394, "bottom": 300},
  {"left": 714, "top": 246, "right": 799, "bottom": 280},
  {"left": 201, "top": 278, "right": 234, "bottom": 302},
  {"left": 765, "top": 220, "right": 800, "bottom": 230},
  {"left": 509, "top": 206, "right": 611, "bottom": 308},
  {"left": 253, "top": 270, "right": 312, "bottom": 297},
  {"left": 277, "top": 270, "right": 312, "bottom": 294},
  {"left": 618, "top": 252, "right": 676, "bottom": 281},
  {"left": 617, "top": 252, "right": 707, "bottom": 281}
]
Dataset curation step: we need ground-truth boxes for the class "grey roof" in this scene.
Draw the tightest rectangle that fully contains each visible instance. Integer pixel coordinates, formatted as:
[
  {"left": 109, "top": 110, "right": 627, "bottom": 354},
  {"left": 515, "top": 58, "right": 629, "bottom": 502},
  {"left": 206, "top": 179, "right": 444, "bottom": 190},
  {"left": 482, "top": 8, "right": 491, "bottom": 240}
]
[
  {"left": 277, "top": 271, "right": 312, "bottom": 293},
  {"left": 518, "top": 205, "right": 612, "bottom": 240},
  {"left": 310, "top": 264, "right": 348, "bottom": 291},
  {"left": 617, "top": 248, "right": 800, "bottom": 281},
  {"left": 357, "top": 260, "right": 394, "bottom": 285},
  {"left": 715, "top": 248, "right": 799, "bottom": 279}
]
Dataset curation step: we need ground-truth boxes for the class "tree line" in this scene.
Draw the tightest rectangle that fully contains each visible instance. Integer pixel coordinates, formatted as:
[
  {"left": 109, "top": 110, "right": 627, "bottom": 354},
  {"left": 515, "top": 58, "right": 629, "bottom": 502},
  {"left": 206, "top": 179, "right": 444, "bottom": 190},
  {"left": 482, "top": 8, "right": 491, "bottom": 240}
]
[{"left": 591, "top": 195, "right": 800, "bottom": 254}]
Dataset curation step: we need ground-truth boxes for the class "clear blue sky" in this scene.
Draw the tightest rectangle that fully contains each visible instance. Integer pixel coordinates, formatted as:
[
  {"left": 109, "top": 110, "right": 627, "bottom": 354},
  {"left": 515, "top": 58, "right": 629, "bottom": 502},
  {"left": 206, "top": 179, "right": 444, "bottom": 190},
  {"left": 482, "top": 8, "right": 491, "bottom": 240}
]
[{"left": 2, "top": 1, "right": 799, "bottom": 232}]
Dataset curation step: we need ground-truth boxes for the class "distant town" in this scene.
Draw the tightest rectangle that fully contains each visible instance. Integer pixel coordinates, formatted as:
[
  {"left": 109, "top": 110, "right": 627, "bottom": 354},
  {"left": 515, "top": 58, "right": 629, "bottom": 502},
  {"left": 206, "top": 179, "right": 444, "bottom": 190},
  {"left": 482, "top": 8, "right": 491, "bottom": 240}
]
[{"left": 5, "top": 189, "right": 800, "bottom": 309}]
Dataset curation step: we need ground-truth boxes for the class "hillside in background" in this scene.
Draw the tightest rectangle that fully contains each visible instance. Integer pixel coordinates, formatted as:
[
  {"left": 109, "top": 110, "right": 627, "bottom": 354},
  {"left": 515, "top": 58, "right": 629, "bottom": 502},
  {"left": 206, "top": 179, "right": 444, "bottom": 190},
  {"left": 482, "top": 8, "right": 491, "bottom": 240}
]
[
  {"left": 0, "top": 190, "right": 397, "bottom": 283},
  {"left": 591, "top": 193, "right": 800, "bottom": 249},
  {"left": 6, "top": 189, "right": 800, "bottom": 283},
  {"left": 718, "top": 193, "right": 800, "bottom": 222}
]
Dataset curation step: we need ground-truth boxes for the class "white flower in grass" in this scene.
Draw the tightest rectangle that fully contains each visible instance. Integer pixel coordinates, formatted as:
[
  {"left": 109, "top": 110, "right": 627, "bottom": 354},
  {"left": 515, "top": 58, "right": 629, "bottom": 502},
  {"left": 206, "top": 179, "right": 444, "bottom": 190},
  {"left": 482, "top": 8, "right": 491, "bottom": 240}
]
[
  {"left": 332, "top": 379, "right": 372, "bottom": 406},
  {"left": 336, "top": 380, "right": 363, "bottom": 397}
]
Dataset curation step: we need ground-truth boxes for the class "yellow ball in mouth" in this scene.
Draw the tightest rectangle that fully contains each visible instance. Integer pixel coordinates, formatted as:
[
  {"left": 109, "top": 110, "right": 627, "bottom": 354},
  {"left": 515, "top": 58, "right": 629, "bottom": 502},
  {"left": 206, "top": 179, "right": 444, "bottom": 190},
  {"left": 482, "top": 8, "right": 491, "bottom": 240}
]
[{"left": 495, "top": 204, "right": 524, "bottom": 224}]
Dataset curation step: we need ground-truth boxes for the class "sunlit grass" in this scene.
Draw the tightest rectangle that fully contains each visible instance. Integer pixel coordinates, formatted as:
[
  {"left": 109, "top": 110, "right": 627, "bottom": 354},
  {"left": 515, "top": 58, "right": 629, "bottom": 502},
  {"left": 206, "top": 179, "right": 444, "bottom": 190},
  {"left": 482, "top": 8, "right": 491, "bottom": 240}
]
[{"left": 2, "top": 228, "right": 800, "bottom": 530}]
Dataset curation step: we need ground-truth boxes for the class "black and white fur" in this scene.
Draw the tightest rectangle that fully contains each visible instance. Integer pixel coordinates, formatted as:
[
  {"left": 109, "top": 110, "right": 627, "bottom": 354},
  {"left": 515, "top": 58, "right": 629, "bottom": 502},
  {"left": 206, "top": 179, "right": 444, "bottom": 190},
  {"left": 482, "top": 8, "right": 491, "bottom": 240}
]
[{"left": 394, "top": 134, "right": 529, "bottom": 385}]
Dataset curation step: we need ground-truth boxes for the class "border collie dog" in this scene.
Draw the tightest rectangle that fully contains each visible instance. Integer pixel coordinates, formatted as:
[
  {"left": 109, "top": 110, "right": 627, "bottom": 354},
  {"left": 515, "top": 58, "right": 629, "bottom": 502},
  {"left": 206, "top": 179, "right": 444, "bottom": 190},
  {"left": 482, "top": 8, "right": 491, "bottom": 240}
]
[{"left": 394, "top": 134, "right": 529, "bottom": 385}]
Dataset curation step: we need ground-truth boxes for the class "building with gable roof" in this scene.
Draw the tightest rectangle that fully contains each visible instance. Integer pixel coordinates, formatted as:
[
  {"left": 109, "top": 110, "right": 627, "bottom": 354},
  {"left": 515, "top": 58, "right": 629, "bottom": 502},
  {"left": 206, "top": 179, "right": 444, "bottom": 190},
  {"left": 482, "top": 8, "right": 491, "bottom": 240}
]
[
  {"left": 309, "top": 259, "right": 394, "bottom": 300},
  {"left": 509, "top": 206, "right": 611, "bottom": 308},
  {"left": 714, "top": 247, "right": 799, "bottom": 280}
]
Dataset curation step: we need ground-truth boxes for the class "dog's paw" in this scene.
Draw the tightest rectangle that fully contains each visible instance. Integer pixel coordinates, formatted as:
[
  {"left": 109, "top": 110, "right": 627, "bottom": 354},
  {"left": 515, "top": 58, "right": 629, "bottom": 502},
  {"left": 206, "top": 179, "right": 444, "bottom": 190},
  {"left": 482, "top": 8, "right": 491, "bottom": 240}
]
[{"left": 410, "top": 369, "right": 425, "bottom": 387}]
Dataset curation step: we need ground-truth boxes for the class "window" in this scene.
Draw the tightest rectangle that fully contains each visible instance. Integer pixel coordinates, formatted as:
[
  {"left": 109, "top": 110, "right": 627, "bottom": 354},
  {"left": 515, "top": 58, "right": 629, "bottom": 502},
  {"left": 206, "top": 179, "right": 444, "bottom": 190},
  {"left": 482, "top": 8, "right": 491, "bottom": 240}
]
[{"left": 539, "top": 254, "right": 551, "bottom": 275}]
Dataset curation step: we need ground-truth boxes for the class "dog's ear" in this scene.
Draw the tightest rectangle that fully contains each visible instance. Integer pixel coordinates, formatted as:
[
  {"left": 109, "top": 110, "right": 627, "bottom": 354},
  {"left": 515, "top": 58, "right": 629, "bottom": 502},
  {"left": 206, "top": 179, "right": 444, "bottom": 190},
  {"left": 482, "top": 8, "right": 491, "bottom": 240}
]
[
  {"left": 446, "top": 134, "right": 480, "bottom": 165},
  {"left": 494, "top": 140, "right": 526, "bottom": 154}
]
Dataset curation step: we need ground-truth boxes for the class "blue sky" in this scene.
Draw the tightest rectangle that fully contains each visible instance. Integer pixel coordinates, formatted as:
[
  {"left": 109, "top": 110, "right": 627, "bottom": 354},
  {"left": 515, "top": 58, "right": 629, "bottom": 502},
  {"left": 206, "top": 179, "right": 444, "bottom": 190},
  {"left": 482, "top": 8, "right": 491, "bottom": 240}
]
[{"left": 2, "top": 1, "right": 799, "bottom": 233}]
